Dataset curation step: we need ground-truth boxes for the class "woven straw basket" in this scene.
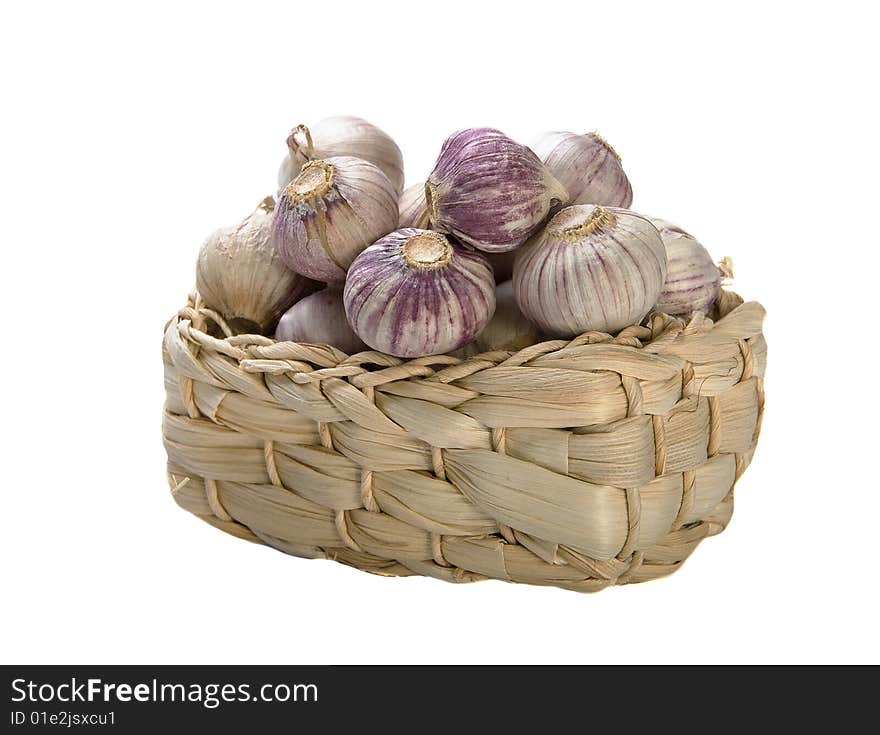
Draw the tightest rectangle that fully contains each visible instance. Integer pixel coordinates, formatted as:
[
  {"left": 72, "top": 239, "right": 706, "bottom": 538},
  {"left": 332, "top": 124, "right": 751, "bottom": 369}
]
[{"left": 163, "top": 288, "right": 765, "bottom": 593}]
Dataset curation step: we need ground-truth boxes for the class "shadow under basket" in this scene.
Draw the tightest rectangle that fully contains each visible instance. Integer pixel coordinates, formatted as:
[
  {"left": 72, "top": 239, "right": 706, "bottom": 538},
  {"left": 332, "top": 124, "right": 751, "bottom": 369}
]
[{"left": 163, "top": 289, "right": 766, "bottom": 593}]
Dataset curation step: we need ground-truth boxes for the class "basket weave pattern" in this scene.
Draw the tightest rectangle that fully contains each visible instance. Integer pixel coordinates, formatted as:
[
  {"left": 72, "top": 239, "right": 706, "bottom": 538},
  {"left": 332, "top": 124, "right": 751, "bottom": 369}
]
[{"left": 163, "top": 289, "right": 766, "bottom": 593}]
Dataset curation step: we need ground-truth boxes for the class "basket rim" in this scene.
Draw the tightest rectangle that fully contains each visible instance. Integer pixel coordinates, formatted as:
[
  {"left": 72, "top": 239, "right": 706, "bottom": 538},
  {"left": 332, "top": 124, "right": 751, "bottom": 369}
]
[{"left": 166, "top": 288, "right": 764, "bottom": 382}]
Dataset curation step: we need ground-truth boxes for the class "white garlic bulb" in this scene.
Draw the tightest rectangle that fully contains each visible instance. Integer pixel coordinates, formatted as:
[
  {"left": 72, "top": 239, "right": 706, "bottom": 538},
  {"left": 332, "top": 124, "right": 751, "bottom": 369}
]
[
  {"left": 398, "top": 181, "right": 428, "bottom": 228},
  {"left": 513, "top": 205, "right": 667, "bottom": 336},
  {"left": 277, "top": 115, "right": 405, "bottom": 196},
  {"left": 196, "top": 197, "right": 316, "bottom": 334},
  {"left": 650, "top": 218, "right": 721, "bottom": 318},
  {"left": 272, "top": 156, "right": 399, "bottom": 282},
  {"left": 477, "top": 281, "right": 542, "bottom": 351},
  {"left": 530, "top": 131, "right": 632, "bottom": 207}
]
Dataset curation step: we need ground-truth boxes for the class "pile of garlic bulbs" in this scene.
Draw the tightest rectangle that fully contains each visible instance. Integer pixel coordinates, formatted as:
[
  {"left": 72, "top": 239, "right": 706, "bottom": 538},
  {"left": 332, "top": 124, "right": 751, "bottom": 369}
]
[{"left": 195, "top": 116, "right": 726, "bottom": 358}]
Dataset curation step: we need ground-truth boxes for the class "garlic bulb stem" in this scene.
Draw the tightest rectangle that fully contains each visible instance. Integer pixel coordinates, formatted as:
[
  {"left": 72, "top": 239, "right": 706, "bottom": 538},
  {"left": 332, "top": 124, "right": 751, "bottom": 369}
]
[
  {"left": 402, "top": 231, "right": 452, "bottom": 269},
  {"left": 425, "top": 181, "right": 440, "bottom": 226},
  {"left": 287, "top": 124, "right": 314, "bottom": 159},
  {"left": 286, "top": 160, "right": 334, "bottom": 200},
  {"left": 719, "top": 256, "right": 734, "bottom": 280},
  {"left": 550, "top": 205, "right": 615, "bottom": 241},
  {"left": 594, "top": 130, "right": 621, "bottom": 160}
]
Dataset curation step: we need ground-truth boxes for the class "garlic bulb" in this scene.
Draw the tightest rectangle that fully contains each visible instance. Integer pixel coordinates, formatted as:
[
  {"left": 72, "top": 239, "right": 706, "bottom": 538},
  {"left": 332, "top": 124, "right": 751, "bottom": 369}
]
[
  {"left": 485, "top": 250, "right": 517, "bottom": 284},
  {"left": 343, "top": 229, "right": 496, "bottom": 357},
  {"left": 275, "top": 287, "right": 366, "bottom": 355},
  {"left": 272, "top": 156, "right": 398, "bottom": 282},
  {"left": 513, "top": 205, "right": 667, "bottom": 336},
  {"left": 426, "top": 128, "right": 568, "bottom": 252},
  {"left": 196, "top": 197, "right": 316, "bottom": 334},
  {"left": 398, "top": 181, "right": 428, "bottom": 228},
  {"left": 277, "top": 115, "right": 405, "bottom": 196},
  {"left": 477, "top": 281, "right": 542, "bottom": 351},
  {"left": 650, "top": 218, "right": 721, "bottom": 318},
  {"left": 531, "top": 131, "right": 632, "bottom": 208}
]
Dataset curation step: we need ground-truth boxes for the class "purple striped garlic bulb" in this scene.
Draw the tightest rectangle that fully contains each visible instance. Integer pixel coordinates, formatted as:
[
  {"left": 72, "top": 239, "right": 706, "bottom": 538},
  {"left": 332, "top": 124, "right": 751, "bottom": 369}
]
[
  {"left": 513, "top": 205, "right": 667, "bottom": 337},
  {"left": 398, "top": 182, "right": 429, "bottom": 228},
  {"left": 196, "top": 196, "right": 317, "bottom": 335},
  {"left": 425, "top": 128, "right": 568, "bottom": 253},
  {"left": 530, "top": 131, "right": 632, "bottom": 208},
  {"left": 278, "top": 115, "right": 405, "bottom": 196},
  {"left": 272, "top": 156, "right": 398, "bottom": 283},
  {"left": 276, "top": 287, "right": 366, "bottom": 355},
  {"left": 343, "top": 229, "right": 496, "bottom": 357},
  {"left": 650, "top": 218, "right": 721, "bottom": 318}
]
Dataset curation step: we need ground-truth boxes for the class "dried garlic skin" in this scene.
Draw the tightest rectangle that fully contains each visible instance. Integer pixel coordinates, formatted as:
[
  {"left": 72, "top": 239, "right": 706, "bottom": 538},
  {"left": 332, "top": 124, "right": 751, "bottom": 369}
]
[
  {"left": 531, "top": 131, "right": 633, "bottom": 208},
  {"left": 277, "top": 115, "right": 405, "bottom": 196},
  {"left": 343, "top": 229, "right": 496, "bottom": 358},
  {"left": 272, "top": 156, "right": 398, "bottom": 283},
  {"left": 196, "top": 197, "right": 316, "bottom": 335},
  {"left": 476, "top": 280, "right": 542, "bottom": 351},
  {"left": 650, "top": 217, "right": 721, "bottom": 318},
  {"left": 513, "top": 205, "right": 667, "bottom": 337},
  {"left": 426, "top": 128, "right": 568, "bottom": 253},
  {"left": 275, "top": 287, "right": 366, "bottom": 355},
  {"left": 398, "top": 182, "right": 428, "bottom": 228}
]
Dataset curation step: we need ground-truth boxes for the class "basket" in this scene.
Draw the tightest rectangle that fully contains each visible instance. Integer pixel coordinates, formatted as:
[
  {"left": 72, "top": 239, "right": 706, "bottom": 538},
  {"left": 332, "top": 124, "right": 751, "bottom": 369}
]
[{"left": 163, "top": 289, "right": 766, "bottom": 593}]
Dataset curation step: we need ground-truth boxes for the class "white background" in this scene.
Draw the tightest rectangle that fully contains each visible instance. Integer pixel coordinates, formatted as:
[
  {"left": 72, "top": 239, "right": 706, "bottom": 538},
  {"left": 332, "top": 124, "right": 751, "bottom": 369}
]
[{"left": 2, "top": 1, "right": 878, "bottom": 664}]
